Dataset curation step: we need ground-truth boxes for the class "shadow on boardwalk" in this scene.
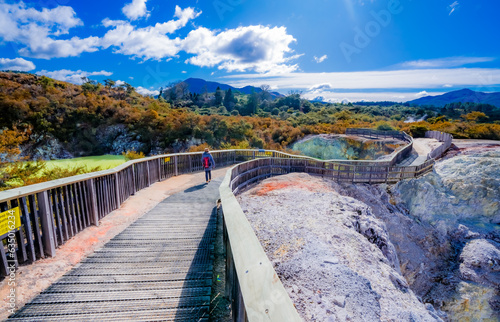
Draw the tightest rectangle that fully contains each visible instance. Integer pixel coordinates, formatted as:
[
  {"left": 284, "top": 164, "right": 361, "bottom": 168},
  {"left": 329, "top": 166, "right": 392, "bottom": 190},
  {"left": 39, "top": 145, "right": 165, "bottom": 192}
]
[{"left": 8, "top": 178, "right": 222, "bottom": 321}]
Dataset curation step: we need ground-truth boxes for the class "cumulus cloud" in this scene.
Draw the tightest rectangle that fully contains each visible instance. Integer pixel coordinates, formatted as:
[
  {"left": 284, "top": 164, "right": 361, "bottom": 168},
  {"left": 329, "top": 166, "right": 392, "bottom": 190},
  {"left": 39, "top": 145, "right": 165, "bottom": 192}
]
[
  {"left": 183, "top": 25, "right": 299, "bottom": 73},
  {"left": 314, "top": 55, "right": 328, "bottom": 63},
  {"left": 115, "top": 80, "right": 126, "bottom": 86},
  {"left": 0, "top": 57, "right": 35, "bottom": 71},
  {"left": 415, "top": 91, "right": 429, "bottom": 97},
  {"left": 400, "top": 56, "right": 494, "bottom": 69},
  {"left": 122, "top": 0, "right": 149, "bottom": 21},
  {"left": 0, "top": 2, "right": 98, "bottom": 59},
  {"left": 1, "top": 2, "right": 299, "bottom": 73},
  {"left": 101, "top": 6, "right": 201, "bottom": 60},
  {"left": 136, "top": 86, "right": 159, "bottom": 96},
  {"left": 37, "top": 69, "right": 112, "bottom": 84}
]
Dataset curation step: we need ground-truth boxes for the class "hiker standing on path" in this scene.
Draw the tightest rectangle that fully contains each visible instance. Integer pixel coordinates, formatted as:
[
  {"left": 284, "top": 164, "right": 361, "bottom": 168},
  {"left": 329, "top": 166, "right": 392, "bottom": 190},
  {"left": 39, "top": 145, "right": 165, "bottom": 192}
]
[{"left": 202, "top": 148, "right": 215, "bottom": 183}]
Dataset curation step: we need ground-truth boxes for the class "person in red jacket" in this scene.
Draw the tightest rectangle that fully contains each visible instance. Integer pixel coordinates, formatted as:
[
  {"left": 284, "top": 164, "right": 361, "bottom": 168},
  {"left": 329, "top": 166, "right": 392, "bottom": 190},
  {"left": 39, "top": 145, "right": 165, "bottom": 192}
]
[{"left": 201, "top": 148, "right": 215, "bottom": 183}]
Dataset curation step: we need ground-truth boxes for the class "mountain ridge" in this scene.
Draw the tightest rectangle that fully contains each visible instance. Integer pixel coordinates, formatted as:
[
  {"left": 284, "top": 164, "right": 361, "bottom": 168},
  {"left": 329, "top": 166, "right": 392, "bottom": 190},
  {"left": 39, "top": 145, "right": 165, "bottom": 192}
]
[
  {"left": 183, "top": 78, "right": 284, "bottom": 98},
  {"left": 409, "top": 89, "right": 500, "bottom": 107}
]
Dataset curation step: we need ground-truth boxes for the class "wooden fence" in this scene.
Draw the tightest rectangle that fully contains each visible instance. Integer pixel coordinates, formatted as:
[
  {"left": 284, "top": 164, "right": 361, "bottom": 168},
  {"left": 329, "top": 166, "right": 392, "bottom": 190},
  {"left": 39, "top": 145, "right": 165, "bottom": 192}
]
[
  {"left": 0, "top": 129, "right": 441, "bottom": 280},
  {"left": 425, "top": 131, "right": 453, "bottom": 160},
  {"left": 344, "top": 128, "right": 413, "bottom": 166},
  {"left": 219, "top": 164, "right": 302, "bottom": 321}
]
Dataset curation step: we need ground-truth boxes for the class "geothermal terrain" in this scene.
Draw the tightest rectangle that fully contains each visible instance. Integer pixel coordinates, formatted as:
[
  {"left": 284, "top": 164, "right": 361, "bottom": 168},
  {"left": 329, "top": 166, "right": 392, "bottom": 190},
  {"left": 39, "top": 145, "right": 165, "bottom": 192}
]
[{"left": 237, "top": 142, "right": 500, "bottom": 321}]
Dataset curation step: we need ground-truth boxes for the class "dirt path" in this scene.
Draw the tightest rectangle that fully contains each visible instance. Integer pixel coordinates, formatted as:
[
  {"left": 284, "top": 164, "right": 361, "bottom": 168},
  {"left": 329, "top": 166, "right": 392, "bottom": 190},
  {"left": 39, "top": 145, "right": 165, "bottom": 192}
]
[{"left": 0, "top": 167, "right": 231, "bottom": 320}]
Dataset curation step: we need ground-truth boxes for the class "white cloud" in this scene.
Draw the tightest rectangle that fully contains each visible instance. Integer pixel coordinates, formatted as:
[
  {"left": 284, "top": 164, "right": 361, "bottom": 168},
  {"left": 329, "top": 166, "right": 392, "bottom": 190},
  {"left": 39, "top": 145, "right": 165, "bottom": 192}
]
[
  {"left": 314, "top": 55, "right": 328, "bottom": 63},
  {"left": 136, "top": 86, "right": 159, "bottom": 96},
  {"left": 122, "top": 0, "right": 149, "bottom": 21},
  {"left": 415, "top": 91, "right": 429, "bottom": 97},
  {"left": 309, "top": 83, "right": 333, "bottom": 91},
  {"left": 0, "top": 57, "right": 35, "bottom": 71},
  {"left": 181, "top": 71, "right": 187, "bottom": 74},
  {"left": 37, "top": 69, "right": 112, "bottom": 84},
  {"left": 19, "top": 36, "right": 100, "bottom": 59},
  {"left": 182, "top": 25, "right": 299, "bottom": 73},
  {"left": 101, "top": 6, "right": 200, "bottom": 60},
  {"left": 223, "top": 68, "right": 500, "bottom": 90},
  {"left": 115, "top": 80, "right": 126, "bottom": 86},
  {"left": 449, "top": 1, "right": 459, "bottom": 15},
  {"left": 443, "top": 84, "right": 453, "bottom": 88},
  {"left": 1, "top": 2, "right": 300, "bottom": 74},
  {"left": 399, "top": 56, "right": 494, "bottom": 69},
  {"left": 301, "top": 91, "right": 446, "bottom": 103},
  {"left": 0, "top": 1, "right": 98, "bottom": 59}
]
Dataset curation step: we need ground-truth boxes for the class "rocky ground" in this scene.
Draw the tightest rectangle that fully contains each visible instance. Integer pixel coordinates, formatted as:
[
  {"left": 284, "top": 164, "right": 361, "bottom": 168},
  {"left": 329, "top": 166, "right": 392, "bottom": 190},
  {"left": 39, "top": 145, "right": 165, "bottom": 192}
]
[{"left": 237, "top": 141, "right": 500, "bottom": 321}]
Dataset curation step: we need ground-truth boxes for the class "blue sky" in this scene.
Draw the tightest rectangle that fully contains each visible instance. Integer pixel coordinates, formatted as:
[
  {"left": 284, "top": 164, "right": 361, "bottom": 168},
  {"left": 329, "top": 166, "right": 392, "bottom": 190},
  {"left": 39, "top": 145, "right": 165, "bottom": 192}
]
[{"left": 0, "top": 0, "right": 499, "bottom": 102}]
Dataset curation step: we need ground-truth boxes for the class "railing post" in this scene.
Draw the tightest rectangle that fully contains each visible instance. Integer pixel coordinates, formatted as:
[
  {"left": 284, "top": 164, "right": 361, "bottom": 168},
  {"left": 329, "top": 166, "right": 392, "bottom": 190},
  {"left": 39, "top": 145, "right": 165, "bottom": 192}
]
[
  {"left": 131, "top": 165, "right": 136, "bottom": 195},
  {"left": 36, "top": 191, "right": 56, "bottom": 257},
  {"left": 157, "top": 158, "right": 161, "bottom": 180},
  {"left": 189, "top": 155, "right": 192, "bottom": 173},
  {"left": 146, "top": 161, "right": 151, "bottom": 186},
  {"left": 174, "top": 155, "right": 178, "bottom": 176},
  {"left": 114, "top": 173, "right": 120, "bottom": 206},
  {"left": 86, "top": 179, "right": 99, "bottom": 226}
]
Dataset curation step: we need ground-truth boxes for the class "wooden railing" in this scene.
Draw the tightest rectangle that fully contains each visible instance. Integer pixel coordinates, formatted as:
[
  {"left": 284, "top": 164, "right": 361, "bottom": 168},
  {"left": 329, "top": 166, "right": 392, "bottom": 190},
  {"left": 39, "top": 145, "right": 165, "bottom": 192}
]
[
  {"left": 425, "top": 131, "right": 453, "bottom": 160},
  {"left": 0, "top": 130, "right": 441, "bottom": 282},
  {"left": 219, "top": 164, "right": 302, "bottom": 321},
  {"left": 0, "top": 151, "right": 248, "bottom": 276},
  {"left": 344, "top": 128, "right": 413, "bottom": 166}
]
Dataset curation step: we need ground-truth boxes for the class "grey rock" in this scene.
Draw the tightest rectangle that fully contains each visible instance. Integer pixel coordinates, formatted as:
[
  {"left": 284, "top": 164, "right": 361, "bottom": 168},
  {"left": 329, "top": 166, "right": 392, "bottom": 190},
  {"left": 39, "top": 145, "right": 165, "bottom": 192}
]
[{"left": 459, "top": 239, "right": 500, "bottom": 287}]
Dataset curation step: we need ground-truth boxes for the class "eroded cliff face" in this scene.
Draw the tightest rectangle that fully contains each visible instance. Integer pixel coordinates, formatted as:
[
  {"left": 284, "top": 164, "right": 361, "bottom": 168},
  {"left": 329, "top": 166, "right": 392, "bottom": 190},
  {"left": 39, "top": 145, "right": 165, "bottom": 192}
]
[{"left": 237, "top": 148, "right": 500, "bottom": 321}]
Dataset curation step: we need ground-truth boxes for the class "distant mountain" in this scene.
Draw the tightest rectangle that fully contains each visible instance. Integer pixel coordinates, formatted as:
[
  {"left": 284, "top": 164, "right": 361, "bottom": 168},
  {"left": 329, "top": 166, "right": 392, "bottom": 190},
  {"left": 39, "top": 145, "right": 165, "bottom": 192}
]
[
  {"left": 409, "top": 89, "right": 500, "bottom": 108},
  {"left": 183, "top": 78, "right": 284, "bottom": 99}
]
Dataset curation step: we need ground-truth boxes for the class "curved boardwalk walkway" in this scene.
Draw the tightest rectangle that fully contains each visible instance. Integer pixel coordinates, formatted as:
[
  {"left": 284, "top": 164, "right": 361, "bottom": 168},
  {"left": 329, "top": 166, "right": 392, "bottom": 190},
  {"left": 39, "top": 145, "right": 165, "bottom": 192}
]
[{"left": 8, "top": 179, "right": 222, "bottom": 321}]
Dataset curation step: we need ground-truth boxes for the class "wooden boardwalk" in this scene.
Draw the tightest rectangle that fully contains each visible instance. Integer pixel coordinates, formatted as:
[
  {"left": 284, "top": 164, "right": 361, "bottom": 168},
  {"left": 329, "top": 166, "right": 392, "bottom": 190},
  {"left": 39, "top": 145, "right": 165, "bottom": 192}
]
[{"left": 8, "top": 179, "right": 222, "bottom": 321}]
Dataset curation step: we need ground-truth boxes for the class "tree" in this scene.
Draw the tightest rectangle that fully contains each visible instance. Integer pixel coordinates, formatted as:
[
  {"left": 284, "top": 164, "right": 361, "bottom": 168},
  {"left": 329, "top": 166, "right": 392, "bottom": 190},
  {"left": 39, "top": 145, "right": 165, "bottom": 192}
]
[
  {"left": 104, "top": 79, "right": 115, "bottom": 89},
  {"left": 260, "top": 84, "right": 272, "bottom": 101},
  {"left": 462, "top": 111, "right": 488, "bottom": 123},
  {"left": 244, "top": 90, "right": 260, "bottom": 115},
  {"left": 214, "top": 86, "right": 223, "bottom": 106},
  {"left": 223, "top": 88, "right": 236, "bottom": 111},
  {"left": 175, "top": 82, "right": 190, "bottom": 100}
]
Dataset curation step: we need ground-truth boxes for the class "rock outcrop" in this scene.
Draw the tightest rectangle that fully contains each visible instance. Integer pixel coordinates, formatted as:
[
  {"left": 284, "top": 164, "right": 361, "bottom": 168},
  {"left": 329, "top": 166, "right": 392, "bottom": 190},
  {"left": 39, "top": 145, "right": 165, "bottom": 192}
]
[
  {"left": 238, "top": 174, "right": 442, "bottom": 321},
  {"left": 237, "top": 149, "right": 500, "bottom": 320}
]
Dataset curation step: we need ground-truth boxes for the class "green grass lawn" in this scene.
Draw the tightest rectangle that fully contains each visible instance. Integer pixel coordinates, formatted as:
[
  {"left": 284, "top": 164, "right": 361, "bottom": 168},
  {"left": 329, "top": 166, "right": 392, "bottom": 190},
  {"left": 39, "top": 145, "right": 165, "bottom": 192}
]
[{"left": 45, "top": 155, "right": 128, "bottom": 172}]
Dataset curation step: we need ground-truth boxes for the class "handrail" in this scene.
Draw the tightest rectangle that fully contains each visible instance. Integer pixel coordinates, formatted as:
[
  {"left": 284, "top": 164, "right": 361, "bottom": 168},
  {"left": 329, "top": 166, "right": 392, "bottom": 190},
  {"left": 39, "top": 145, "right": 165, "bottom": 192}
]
[
  {"left": 0, "top": 129, "right": 451, "bottom": 321},
  {"left": 219, "top": 168, "right": 302, "bottom": 321},
  {"left": 425, "top": 131, "right": 453, "bottom": 160},
  {"left": 0, "top": 130, "right": 413, "bottom": 202}
]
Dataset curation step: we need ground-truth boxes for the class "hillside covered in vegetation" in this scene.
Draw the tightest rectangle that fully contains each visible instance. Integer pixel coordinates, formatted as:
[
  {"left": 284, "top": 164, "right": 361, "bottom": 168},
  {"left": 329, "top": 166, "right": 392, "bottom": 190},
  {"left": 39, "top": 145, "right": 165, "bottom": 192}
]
[{"left": 1, "top": 71, "right": 500, "bottom": 190}]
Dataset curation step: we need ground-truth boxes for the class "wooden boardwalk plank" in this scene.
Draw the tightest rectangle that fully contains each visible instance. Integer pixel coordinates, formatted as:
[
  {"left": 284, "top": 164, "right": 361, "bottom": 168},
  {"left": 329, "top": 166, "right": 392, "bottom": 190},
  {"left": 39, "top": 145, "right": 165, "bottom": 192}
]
[{"left": 8, "top": 180, "right": 221, "bottom": 321}]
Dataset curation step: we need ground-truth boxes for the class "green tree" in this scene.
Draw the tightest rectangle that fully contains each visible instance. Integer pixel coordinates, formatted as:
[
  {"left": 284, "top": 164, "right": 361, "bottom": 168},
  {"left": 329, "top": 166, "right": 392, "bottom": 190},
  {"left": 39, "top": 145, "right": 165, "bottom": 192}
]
[
  {"left": 104, "top": 79, "right": 115, "bottom": 89},
  {"left": 223, "top": 88, "right": 237, "bottom": 111},
  {"left": 244, "top": 90, "right": 260, "bottom": 115},
  {"left": 214, "top": 86, "right": 223, "bottom": 106}
]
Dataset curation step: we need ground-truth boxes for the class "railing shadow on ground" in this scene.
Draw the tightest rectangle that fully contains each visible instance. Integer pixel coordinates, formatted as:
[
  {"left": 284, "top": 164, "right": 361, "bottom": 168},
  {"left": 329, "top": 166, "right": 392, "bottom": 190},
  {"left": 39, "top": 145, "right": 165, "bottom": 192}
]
[{"left": 172, "top": 205, "right": 218, "bottom": 321}]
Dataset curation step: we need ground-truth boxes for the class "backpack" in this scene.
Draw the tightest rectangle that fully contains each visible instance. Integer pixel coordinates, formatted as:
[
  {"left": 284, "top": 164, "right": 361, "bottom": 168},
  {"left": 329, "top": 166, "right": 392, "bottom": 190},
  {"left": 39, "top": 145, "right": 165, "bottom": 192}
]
[{"left": 203, "top": 156, "right": 210, "bottom": 168}]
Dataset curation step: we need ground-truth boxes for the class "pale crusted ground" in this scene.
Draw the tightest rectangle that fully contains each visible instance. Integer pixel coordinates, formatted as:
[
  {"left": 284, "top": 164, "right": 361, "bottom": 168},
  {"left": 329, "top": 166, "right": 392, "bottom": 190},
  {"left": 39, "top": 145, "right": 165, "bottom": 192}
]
[
  {"left": 236, "top": 141, "right": 500, "bottom": 321},
  {"left": 237, "top": 173, "right": 442, "bottom": 321},
  {"left": 0, "top": 167, "right": 230, "bottom": 320}
]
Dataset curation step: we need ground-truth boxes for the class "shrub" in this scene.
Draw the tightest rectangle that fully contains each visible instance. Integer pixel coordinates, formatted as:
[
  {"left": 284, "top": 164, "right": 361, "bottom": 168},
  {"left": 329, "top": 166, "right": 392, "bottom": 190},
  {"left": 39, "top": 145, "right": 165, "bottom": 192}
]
[{"left": 122, "top": 150, "right": 145, "bottom": 160}]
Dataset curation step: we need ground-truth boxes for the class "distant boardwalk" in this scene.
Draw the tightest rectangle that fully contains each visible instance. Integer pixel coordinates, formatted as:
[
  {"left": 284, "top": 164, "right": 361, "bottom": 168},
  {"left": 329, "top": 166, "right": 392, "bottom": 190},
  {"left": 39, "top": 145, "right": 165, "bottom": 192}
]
[{"left": 8, "top": 180, "right": 221, "bottom": 321}]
